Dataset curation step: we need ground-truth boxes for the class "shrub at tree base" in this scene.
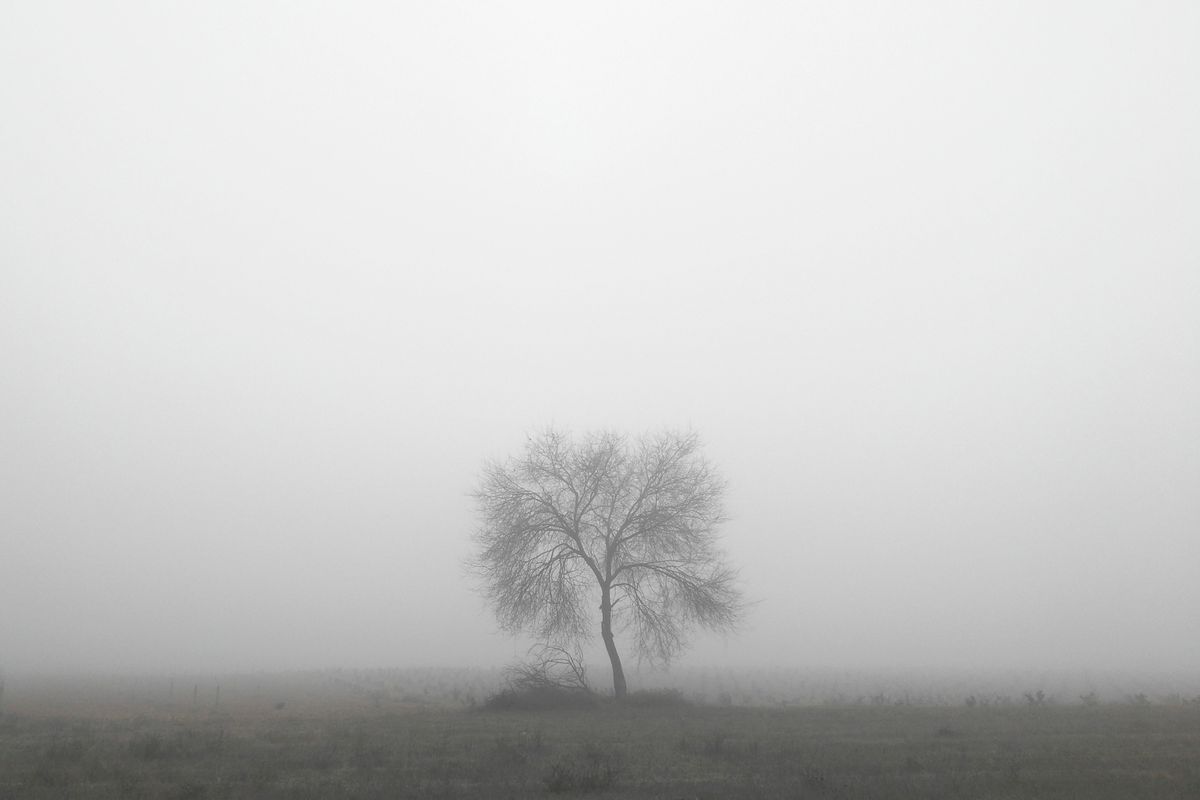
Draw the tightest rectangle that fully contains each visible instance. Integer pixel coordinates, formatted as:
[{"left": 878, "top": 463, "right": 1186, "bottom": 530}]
[{"left": 482, "top": 686, "right": 598, "bottom": 712}]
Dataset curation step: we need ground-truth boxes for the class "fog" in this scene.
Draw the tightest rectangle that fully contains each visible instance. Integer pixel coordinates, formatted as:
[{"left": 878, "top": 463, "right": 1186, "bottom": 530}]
[{"left": 2, "top": 2, "right": 1197, "bottom": 678}]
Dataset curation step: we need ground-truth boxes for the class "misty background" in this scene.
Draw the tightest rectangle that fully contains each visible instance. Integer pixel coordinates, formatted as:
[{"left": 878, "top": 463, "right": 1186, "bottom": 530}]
[{"left": 2, "top": 2, "right": 1197, "bottom": 677}]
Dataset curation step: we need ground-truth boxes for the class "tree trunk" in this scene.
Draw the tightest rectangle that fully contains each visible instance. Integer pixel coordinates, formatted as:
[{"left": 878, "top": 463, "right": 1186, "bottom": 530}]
[{"left": 600, "top": 585, "right": 627, "bottom": 699}]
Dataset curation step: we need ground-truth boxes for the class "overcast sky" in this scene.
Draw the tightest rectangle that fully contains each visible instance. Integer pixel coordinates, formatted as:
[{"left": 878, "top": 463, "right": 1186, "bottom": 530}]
[{"left": 2, "top": 2, "right": 1197, "bottom": 676}]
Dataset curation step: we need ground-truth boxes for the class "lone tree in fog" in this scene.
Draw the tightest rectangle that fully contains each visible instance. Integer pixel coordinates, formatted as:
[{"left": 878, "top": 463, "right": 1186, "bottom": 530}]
[{"left": 472, "top": 429, "right": 743, "bottom": 699}]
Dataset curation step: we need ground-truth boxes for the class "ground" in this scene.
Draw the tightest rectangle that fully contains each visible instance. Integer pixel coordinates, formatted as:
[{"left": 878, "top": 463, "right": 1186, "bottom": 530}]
[{"left": 2, "top": 672, "right": 1198, "bottom": 799}]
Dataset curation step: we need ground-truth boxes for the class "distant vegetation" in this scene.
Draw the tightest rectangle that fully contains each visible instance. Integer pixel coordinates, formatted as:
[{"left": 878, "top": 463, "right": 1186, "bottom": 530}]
[{"left": 5, "top": 667, "right": 1198, "bottom": 714}]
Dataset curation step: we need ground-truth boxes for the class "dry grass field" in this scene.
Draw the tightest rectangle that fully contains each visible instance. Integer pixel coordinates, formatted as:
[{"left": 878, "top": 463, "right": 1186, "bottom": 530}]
[{"left": 2, "top": 670, "right": 1198, "bottom": 799}]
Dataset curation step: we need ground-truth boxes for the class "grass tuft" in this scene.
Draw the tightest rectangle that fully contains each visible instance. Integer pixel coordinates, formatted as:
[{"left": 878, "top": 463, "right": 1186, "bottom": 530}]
[{"left": 544, "top": 747, "right": 619, "bottom": 793}]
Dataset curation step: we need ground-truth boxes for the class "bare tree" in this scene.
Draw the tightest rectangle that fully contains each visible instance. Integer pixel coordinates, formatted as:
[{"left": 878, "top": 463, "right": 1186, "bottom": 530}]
[{"left": 472, "top": 428, "right": 743, "bottom": 699}]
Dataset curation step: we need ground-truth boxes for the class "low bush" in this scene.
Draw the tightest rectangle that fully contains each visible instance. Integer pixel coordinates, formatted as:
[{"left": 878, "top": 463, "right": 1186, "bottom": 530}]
[
  {"left": 482, "top": 685, "right": 597, "bottom": 712},
  {"left": 484, "top": 644, "right": 597, "bottom": 711}
]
